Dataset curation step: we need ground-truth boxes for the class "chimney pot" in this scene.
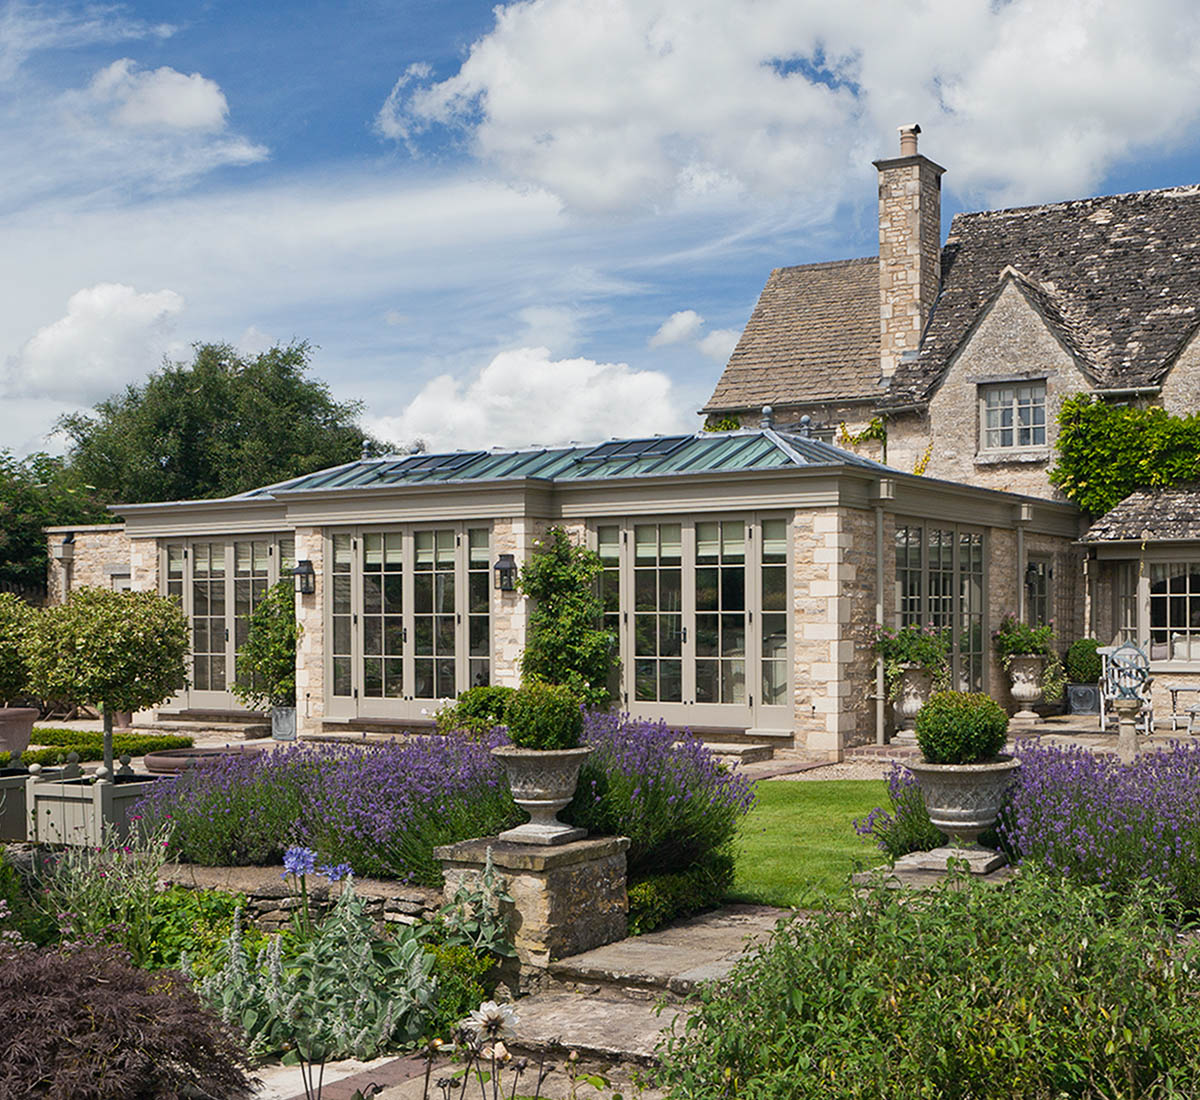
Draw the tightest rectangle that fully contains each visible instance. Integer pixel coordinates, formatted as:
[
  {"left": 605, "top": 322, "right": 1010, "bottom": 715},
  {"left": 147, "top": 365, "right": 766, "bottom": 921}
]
[{"left": 898, "top": 124, "right": 921, "bottom": 157}]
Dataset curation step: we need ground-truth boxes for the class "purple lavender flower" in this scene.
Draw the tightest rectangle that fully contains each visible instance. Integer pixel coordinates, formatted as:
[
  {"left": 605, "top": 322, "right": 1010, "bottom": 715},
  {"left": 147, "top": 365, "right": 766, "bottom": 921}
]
[{"left": 282, "top": 846, "right": 316, "bottom": 878}]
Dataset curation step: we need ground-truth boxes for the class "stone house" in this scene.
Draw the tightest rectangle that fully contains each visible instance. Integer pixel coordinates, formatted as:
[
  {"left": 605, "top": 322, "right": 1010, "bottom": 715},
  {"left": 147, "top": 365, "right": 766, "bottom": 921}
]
[{"left": 49, "top": 126, "right": 1200, "bottom": 749}]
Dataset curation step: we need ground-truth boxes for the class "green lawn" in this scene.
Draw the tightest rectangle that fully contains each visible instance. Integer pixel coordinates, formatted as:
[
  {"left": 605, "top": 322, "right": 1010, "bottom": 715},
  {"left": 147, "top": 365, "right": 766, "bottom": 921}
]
[{"left": 729, "top": 779, "right": 890, "bottom": 909}]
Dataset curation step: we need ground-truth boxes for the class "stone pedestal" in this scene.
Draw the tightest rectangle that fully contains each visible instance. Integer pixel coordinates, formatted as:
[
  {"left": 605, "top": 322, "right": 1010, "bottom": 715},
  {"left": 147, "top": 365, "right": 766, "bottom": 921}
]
[
  {"left": 435, "top": 835, "right": 629, "bottom": 971},
  {"left": 1114, "top": 696, "right": 1141, "bottom": 765}
]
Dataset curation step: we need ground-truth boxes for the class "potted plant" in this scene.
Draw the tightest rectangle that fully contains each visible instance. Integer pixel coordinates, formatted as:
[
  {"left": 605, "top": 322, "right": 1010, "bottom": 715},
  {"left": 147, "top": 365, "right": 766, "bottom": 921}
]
[
  {"left": 992, "top": 615, "right": 1055, "bottom": 722},
  {"left": 874, "top": 624, "right": 950, "bottom": 741},
  {"left": 491, "top": 681, "right": 590, "bottom": 845},
  {"left": 907, "top": 691, "right": 1019, "bottom": 866},
  {"left": 232, "top": 580, "right": 300, "bottom": 740},
  {"left": 23, "top": 588, "right": 188, "bottom": 844},
  {"left": 0, "top": 593, "right": 37, "bottom": 757},
  {"left": 1064, "top": 637, "right": 1102, "bottom": 714}
]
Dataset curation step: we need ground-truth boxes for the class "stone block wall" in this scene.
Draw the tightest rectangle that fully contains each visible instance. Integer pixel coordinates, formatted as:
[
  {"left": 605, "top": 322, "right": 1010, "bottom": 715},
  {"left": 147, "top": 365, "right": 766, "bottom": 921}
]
[
  {"left": 45, "top": 525, "right": 131, "bottom": 604},
  {"left": 792, "top": 505, "right": 880, "bottom": 757},
  {"left": 885, "top": 281, "right": 1094, "bottom": 498}
]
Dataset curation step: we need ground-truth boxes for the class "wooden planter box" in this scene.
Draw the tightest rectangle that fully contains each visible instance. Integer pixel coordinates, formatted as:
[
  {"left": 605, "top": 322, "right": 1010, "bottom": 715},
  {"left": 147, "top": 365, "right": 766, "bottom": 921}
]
[
  {"left": 0, "top": 767, "right": 63, "bottom": 843},
  {"left": 30, "top": 776, "right": 157, "bottom": 846}
]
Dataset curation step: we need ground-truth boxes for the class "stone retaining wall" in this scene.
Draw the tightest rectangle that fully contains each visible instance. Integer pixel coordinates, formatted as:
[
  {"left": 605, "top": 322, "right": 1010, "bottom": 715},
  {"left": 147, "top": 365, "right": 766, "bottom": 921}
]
[{"left": 158, "top": 862, "right": 441, "bottom": 931}]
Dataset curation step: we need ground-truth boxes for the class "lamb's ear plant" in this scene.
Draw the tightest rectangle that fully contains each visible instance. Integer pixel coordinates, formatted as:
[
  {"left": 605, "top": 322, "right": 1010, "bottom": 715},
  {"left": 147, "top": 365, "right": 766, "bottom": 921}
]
[{"left": 437, "top": 847, "right": 515, "bottom": 959}]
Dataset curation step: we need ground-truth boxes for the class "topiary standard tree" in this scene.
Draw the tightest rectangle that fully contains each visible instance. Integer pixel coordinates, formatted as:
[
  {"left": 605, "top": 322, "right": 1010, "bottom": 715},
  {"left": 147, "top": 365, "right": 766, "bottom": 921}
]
[
  {"left": 518, "top": 527, "right": 617, "bottom": 708},
  {"left": 232, "top": 579, "right": 298, "bottom": 710},
  {"left": 25, "top": 588, "right": 189, "bottom": 776}
]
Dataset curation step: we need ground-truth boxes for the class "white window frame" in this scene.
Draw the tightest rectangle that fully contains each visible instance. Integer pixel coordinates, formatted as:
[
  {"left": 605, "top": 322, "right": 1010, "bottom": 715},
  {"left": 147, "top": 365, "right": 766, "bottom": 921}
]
[{"left": 978, "top": 381, "right": 1047, "bottom": 453}]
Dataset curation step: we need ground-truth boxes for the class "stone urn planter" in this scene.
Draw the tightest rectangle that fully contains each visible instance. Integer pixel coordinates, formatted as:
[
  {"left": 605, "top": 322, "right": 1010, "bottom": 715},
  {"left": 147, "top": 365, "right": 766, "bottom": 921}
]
[
  {"left": 893, "top": 664, "right": 934, "bottom": 743},
  {"left": 491, "top": 745, "right": 591, "bottom": 845},
  {"left": 1008, "top": 653, "right": 1047, "bottom": 724},
  {"left": 907, "top": 756, "right": 1021, "bottom": 848},
  {"left": 0, "top": 707, "right": 38, "bottom": 758}
]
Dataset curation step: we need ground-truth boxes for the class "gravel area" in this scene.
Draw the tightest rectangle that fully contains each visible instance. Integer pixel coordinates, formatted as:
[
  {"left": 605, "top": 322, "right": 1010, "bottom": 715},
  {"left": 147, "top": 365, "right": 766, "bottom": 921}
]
[{"left": 775, "top": 760, "right": 892, "bottom": 782}]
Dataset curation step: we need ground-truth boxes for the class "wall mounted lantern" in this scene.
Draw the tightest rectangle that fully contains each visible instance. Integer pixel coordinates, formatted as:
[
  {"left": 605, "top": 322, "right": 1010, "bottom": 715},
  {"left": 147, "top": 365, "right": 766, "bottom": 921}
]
[
  {"left": 493, "top": 553, "right": 518, "bottom": 592},
  {"left": 292, "top": 559, "right": 316, "bottom": 596}
]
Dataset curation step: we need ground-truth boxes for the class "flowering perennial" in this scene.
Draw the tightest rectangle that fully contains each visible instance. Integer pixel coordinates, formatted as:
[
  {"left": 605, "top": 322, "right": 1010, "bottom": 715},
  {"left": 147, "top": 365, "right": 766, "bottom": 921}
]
[{"left": 1000, "top": 741, "right": 1200, "bottom": 910}]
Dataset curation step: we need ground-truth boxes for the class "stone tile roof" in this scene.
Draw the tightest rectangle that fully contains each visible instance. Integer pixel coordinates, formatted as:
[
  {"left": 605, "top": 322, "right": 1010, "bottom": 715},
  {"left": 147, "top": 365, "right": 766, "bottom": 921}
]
[
  {"left": 883, "top": 185, "right": 1200, "bottom": 408},
  {"left": 1082, "top": 484, "right": 1200, "bottom": 542},
  {"left": 703, "top": 257, "right": 880, "bottom": 413}
]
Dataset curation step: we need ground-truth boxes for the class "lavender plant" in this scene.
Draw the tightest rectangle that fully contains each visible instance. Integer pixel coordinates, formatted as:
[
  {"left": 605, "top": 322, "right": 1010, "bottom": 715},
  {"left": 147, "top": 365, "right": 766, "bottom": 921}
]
[
  {"left": 565, "top": 711, "right": 756, "bottom": 877},
  {"left": 999, "top": 741, "right": 1200, "bottom": 910},
  {"left": 853, "top": 762, "right": 945, "bottom": 858}
]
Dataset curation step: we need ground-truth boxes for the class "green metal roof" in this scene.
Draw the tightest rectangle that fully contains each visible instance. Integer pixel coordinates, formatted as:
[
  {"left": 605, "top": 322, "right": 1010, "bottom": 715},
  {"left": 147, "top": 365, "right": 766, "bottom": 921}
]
[{"left": 234, "top": 428, "right": 887, "bottom": 500}]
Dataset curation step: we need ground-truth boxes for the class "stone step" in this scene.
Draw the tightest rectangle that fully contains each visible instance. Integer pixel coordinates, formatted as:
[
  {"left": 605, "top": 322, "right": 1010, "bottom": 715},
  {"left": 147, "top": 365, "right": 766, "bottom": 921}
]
[
  {"left": 148, "top": 719, "right": 270, "bottom": 737},
  {"left": 547, "top": 903, "right": 783, "bottom": 1001},
  {"left": 698, "top": 741, "right": 774, "bottom": 766},
  {"left": 506, "top": 989, "right": 681, "bottom": 1066}
]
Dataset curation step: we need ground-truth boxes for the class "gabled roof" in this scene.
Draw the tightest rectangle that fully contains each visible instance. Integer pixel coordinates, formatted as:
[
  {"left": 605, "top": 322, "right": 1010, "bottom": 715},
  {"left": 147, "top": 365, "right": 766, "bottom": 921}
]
[
  {"left": 703, "top": 257, "right": 880, "bottom": 414},
  {"left": 884, "top": 185, "right": 1200, "bottom": 408},
  {"left": 229, "top": 427, "right": 889, "bottom": 500},
  {"left": 1082, "top": 484, "right": 1200, "bottom": 543}
]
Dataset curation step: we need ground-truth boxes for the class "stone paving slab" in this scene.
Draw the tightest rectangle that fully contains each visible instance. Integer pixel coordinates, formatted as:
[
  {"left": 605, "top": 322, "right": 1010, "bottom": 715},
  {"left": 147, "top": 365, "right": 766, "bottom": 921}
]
[{"left": 549, "top": 903, "right": 784, "bottom": 996}]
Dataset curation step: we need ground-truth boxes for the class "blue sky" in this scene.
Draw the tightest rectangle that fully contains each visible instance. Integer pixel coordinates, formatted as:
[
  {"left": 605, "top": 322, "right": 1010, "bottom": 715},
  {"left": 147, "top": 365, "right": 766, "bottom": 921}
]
[{"left": 4, "top": 0, "right": 1200, "bottom": 456}]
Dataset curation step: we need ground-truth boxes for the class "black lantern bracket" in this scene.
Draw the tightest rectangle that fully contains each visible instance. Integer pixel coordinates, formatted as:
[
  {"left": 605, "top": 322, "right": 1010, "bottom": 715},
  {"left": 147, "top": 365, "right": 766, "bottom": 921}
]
[
  {"left": 493, "top": 553, "right": 518, "bottom": 592},
  {"left": 292, "top": 559, "right": 316, "bottom": 595}
]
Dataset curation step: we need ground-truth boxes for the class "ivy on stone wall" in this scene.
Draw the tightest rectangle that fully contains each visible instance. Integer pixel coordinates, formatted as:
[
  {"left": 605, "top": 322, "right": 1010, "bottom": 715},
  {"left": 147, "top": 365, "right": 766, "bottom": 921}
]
[{"left": 1049, "top": 395, "right": 1200, "bottom": 516}]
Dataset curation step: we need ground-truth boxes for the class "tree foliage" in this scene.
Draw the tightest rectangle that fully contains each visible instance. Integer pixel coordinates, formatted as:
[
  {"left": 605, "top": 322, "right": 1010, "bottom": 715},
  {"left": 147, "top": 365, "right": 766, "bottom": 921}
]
[
  {"left": 232, "top": 580, "right": 299, "bottom": 709},
  {"left": 57, "top": 341, "right": 384, "bottom": 504},
  {"left": 25, "top": 588, "right": 188, "bottom": 714},
  {"left": 1049, "top": 394, "right": 1200, "bottom": 515},
  {"left": 0, "top": 593, "right": 32, "bottom": 703},
  {"left": 0, "top": 451, "right": 108, "bottom": 590},
  {"left": 519, "top": 527, "right": 617, "bottom": 707}
]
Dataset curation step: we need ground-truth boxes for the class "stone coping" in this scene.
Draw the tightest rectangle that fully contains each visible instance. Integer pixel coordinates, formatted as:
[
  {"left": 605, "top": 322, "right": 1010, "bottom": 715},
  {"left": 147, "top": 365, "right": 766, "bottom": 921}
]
[
  {"left": 433, "top": 835, "right": 629, "bottom": 872},
  {"left": 157, "top": 861, "right": 440, "bottom": 905}
]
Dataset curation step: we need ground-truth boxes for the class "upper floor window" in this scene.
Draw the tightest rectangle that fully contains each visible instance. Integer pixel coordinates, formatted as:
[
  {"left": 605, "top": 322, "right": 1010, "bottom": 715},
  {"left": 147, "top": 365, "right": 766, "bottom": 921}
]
[{"left": 980, "top": 382, "right": 1046, "bottom": 450}]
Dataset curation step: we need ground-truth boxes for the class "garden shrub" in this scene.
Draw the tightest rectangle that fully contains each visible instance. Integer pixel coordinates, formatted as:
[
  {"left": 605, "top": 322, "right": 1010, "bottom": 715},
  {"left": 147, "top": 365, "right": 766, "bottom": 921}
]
[
  {"left": 627, "top": 850, "right": 734, "bottom": 935},
  {"left": 853, "top": 762, "right": 946, "bottom": 858},
  {"left": 232, "top": 579, "right": 298, "bottom": 709},
  {"left": 435, "top": 684, "right": 517, "bottom": 737},
  {"left": 505, "top": 681, "right": 583, "bottom": 750},
  {"left": 914, "top": 690, "right": 1008, "bottom": 764},
  {"left": 15, "top": 729, "right": 193, "bottom": 766},
  {"left": 425, "top": 942, "right": 495, "bottom": 1039},
  {"left": 656, "top": 868, "right": 1200, "bottom": 1099},
  {"left": 1065, "top": 636, "right": 1103, "bottom": 683},
  {"left": 0, "top": 943, "right": 254, "bottom": 1100},
  {"left": 142, "top": 886, "right": 250, "bottom": 971},
  {"left": 139, "top": 737, "right": 518, "bottom": 884},
  {"left": 0, "top": 851, "right": 55, "bottom": 946},
  {"left": 1000, "top": 741, "right": 1200, "bottom": 913},
  {"left": 136, "top": 744, "right": 320, "bottom": 866},
  {"left": 872, "top": 623, "right": 950, "bottom": 700},
  {"left": 0, "top": 592, "right": 32, "bottom": 704},
  {"left": 565, "top": 711, "right": 755, "bottom": 878}
]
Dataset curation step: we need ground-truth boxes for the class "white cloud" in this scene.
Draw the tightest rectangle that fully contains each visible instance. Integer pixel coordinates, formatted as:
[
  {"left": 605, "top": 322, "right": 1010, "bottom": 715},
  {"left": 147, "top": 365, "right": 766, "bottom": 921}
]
[
  {"left": 4, "top": 283, "right": 184, "bottom": 403},
  {"left": 697, "top": 328, "right": 739, "bottom": 362},
  {"left": 88, "top": 58, "right": 228, "bottom": 132},
  {"left": 650, "top": 309, "right": 704, "bottom": 347},
  {"left": 515, "top": 306, "right": 583, "bottom": 355},
  {"left": 383, "top": 0, "right": 1200, "bottom": 212},
  {"left": 365, "top": 346, "right": 687, "bottom": 452}
]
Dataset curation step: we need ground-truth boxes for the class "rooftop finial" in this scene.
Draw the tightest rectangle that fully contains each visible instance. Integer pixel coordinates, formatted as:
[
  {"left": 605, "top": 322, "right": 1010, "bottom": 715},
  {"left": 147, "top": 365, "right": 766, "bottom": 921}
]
[
  {"left": 760, "top": 405, "right": 774, "bottom": 429},
  {"left": 361, "top": 439, "right": 371, "bottom": 461},
  {"left": 798, "top": 414, "right": 813, "bottom": 439}
]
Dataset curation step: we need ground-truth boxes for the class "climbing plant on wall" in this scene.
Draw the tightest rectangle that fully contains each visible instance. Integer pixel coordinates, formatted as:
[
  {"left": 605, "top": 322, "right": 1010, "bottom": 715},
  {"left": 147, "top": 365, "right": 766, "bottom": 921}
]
[
  {"left": 1049, "top": 395, "right": 1200, "bottom": 516},
  {"left": 519, "top": 527, "right": 617, "bottom": 708}
]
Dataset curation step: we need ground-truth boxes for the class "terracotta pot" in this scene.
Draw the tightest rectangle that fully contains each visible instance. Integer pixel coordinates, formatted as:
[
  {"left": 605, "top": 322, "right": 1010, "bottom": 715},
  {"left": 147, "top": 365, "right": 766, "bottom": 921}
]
[
  {"left": 491, "top": 745, "right": 591, "bottom": 846},
  {"left": 0, "top": 708, "right": 38, "bottom": 757},
  {"left": 907, "top": 755, "right": 1021, "bottom": 847}
]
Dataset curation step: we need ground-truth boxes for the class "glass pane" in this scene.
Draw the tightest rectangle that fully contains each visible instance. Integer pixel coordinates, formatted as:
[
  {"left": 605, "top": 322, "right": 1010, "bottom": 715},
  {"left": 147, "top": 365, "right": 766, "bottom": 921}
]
[
  {"left": 384, "top": 574, "right": 403, "bottom": 614},
  {"left": 414, "top": 660, "right": 433, "bottom": 699},
  {"left": 696, "top": 614, "right": 719, "bottom": 657},
  {"left": 696, "top": 522, "right": 719, "bottom": 563},
  {"left": 385, "top": 659, "right": 403, "bottom": 698},
  {"left": 333, "top": 575, "right": 352, "bottom": 615},
  {"left": 469, "top": 573, "right": 489, "bottom": 614},
  {"left": 660, "top": 525, "right": 681, "bottom": 566},
  {"left": 696, "top": 567, "right": 719, "bottom": 612},
  {"left": 364, "top": 659, "right": 382, "bottom": 697},
  {"left": 660, "top": 660, "right": 682, "bottom": 702},
  {"left": 761, "top": 520, "right": 787, "bottom": 563},
  {"left": 363, "top": 574, "right": 382, "bottom": 614},
  {"left": 333, "top": 535, "right": 352, "bottom": 570},
  {"left": 333, "top": 657, "right": 352, "bottom": 697},
  {"left": 721, "top": 660, "right": 745, "bottom": 705},
  {"left": 696, "top": 660, "right": 718, "bottom": 703},
  {"left": 721, "top": 521, "right": 744, "bottom": 563}
]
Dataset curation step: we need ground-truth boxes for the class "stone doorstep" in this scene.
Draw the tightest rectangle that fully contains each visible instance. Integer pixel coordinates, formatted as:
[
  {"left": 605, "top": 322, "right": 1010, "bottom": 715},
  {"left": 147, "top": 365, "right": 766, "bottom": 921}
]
[{"left": 699, "top": 741, "right": 774, "bottom": 766}]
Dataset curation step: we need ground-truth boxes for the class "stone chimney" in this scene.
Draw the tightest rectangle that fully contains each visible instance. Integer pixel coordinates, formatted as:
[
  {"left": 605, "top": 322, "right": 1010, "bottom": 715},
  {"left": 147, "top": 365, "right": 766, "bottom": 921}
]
[{"left": 874, "top": 124, "right": 945, "bottom": 379}]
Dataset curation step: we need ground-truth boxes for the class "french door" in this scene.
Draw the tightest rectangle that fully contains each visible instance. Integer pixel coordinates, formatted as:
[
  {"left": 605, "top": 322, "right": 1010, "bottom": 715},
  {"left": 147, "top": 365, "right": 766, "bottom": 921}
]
[
  {"left": 325, "top": 525, "right": 491, "bottom": 721},
  {"left": 595, "top": 514, "right": 792, "bottom": 733},
  {"left": 161, "top": 535, "right": 296, "bottom": 711}
]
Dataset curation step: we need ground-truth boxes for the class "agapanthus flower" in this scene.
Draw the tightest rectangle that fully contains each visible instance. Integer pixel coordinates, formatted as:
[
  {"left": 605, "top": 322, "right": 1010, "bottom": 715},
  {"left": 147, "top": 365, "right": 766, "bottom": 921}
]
[
  {"left": 318, "top": 862, "right": 353, "bottom": 882},
  {"left": 282, "top": 845, "right": 316, "bottom": 878}
]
